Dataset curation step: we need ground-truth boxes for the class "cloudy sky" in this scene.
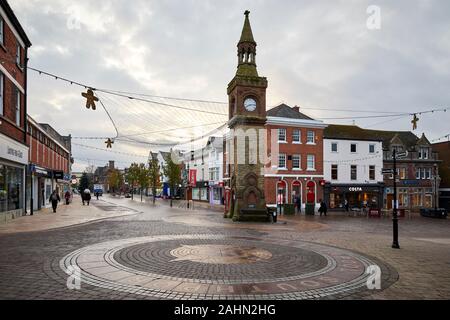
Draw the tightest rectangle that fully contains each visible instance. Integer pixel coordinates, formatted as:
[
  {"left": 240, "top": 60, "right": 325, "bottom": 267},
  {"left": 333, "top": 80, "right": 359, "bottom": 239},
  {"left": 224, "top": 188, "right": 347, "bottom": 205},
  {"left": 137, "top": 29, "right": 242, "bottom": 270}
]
[{"left": 10, "top": 0, "right": 450, "bottom": 171}]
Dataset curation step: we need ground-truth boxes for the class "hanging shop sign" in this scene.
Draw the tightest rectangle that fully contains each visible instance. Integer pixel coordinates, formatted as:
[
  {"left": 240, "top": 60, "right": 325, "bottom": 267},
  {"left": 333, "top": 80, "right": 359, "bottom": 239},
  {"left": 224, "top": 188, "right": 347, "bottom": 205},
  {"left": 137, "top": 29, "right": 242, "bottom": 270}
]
[
  {"left": 189, "top": 169, "right": 197, "bottom": 186},
  {"left": 53, "top": 171, "right": 64, "bottom": 180}
]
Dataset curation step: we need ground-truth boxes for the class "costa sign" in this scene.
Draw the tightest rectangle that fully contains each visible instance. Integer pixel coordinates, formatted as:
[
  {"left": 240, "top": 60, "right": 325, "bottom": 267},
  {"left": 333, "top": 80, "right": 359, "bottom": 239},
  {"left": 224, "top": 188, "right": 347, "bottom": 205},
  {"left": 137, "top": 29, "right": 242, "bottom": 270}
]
[{"left": 349, "top": 187, "right": 363, "bottom": 192}]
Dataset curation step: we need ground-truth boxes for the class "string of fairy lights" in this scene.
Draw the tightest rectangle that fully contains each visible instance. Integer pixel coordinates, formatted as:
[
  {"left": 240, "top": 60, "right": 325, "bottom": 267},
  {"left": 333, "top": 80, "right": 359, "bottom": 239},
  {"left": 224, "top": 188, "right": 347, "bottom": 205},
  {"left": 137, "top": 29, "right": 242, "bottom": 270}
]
[
  {"left": 26, "top": 66, "right": 448, "bottom": 168},
  {"left": 2, "top": 48, "right": 448, "bottom": 167}
]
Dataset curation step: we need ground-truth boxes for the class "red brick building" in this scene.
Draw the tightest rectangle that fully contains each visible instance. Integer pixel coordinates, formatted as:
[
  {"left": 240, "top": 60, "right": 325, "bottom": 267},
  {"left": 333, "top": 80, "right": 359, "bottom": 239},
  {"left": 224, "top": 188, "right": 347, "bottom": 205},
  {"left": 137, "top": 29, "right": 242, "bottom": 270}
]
[
  {"left": 264, "top": 104, "right": 327, "bottom": 210},
  {"left": 0, "top": 0, "right": 31, "bottom": 221},
  {"left": 432, "top": 141, "right": 449, "bottom": 210},
  {"left": 26, "top": 116, "right": 72, "bottom": 213}
]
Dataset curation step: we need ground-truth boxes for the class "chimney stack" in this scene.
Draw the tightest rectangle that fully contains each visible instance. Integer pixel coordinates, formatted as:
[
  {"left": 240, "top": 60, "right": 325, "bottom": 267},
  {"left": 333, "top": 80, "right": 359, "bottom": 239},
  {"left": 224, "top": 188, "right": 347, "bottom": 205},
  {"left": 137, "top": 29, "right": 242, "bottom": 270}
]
[{"left": 293, "top": 105, "right": 300, "bottom": 113}]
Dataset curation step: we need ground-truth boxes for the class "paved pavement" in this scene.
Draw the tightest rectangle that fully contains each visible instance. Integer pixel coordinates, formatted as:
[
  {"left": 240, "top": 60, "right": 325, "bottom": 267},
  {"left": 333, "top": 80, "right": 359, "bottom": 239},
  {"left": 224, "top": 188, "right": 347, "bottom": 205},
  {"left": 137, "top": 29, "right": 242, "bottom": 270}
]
[
  {"left": 0, "top": 195, "right": 448, "bottom": 300},
  {"left": 0, "top": 195, "right": 140, "bottom": 234}
]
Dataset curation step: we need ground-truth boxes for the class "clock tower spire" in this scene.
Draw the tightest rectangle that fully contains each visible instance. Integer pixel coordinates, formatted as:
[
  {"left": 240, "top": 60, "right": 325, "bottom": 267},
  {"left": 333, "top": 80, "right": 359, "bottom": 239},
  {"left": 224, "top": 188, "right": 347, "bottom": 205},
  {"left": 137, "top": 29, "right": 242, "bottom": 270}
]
[{"left": 226, "top": 11, "right": 269, "bottom": 222}]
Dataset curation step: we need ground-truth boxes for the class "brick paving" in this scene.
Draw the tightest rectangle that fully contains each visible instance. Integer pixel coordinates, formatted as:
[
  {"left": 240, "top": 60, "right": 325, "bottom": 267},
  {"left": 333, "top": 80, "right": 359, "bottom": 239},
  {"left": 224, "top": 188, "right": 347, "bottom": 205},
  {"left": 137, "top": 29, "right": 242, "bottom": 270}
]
[{"left": 0, "top": 195, "right": 448, "bottom": 300}]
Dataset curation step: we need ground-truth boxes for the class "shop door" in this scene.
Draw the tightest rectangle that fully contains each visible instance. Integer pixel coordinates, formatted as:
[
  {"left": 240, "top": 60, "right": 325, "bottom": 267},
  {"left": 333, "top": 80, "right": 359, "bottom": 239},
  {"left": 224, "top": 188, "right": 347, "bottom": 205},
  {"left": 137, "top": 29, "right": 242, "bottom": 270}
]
[{"left": 387, "top": 194, "right": 393, "bottom": 210}]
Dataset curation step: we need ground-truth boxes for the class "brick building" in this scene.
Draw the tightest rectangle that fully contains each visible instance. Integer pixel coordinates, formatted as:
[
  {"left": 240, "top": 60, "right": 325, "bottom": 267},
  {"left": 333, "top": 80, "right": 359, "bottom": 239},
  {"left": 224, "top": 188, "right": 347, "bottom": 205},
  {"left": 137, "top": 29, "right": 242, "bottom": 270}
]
[
  {"left": 26, "top": 116, "right": 72, "bottom": 213},
  {"left": 264, "top": 104, "right": 327, "bottom": 209},
  {"left": 0, "top": 0, "right": 31, "bottom": 221},
  {"left": 432, "top": 141, "right": 450, "bottom": 210},
  {"left": 320, "top": 125, "right": 441, "bottom": 212}
]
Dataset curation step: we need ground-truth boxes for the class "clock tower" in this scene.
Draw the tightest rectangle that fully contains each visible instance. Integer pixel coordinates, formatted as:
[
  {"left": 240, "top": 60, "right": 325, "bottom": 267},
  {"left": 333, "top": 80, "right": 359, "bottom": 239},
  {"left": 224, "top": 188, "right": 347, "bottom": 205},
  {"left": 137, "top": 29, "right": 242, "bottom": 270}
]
[{"left": 227, "top": 10, "right": 269, "bottom": 222}]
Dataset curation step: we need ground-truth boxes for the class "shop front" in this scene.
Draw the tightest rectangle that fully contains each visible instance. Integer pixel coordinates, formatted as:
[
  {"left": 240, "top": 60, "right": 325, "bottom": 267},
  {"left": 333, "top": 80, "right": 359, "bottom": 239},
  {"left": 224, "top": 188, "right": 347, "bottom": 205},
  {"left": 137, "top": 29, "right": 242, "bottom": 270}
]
[
  {"left": 192, "top": 181, "right": 209, "bottom": 202},
  {"left": 0, "top": 134, "right": 28, "bottom": 222},
  {"left": 27, "top": 165, "right": 53, "bottom": 211},
  {"left": 324, "top": 183, "right": 384, "bottom": 211},
  {"left": 209, "top": 181, "right": 224, "bottom": 205},
  {"left": 384, "top": 184, "right": 434, "bottom": 211}
]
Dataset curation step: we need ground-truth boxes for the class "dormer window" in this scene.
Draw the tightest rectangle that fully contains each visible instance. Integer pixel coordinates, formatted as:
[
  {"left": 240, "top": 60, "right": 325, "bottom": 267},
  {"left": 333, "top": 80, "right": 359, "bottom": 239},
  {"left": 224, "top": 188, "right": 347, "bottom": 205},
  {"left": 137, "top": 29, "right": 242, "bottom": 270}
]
[
  {"left": 392, "top": 145, "right": 403, "bottom": 153},
  {"left": 418, "top": 147, "right": 429, "bottom": 159}
]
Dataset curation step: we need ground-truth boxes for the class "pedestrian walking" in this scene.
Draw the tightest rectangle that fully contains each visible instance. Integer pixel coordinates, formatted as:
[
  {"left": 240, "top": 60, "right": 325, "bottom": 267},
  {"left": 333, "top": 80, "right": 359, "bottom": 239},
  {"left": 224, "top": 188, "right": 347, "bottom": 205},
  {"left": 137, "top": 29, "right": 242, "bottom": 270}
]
[
  {"left": 64, "top": 190, "right": 71, "bottom": 205},
  {"left": 84, "top": 191, "right": 91, "bottom": 206},
  {"left": 344, "top": 199, "right": 349, "bottom": 212},
  {"left": 295, "top": 195, "right": 301, "bottom": 215},
  {"left": 95, "top": 192, "right": 99, "bottom": 200},
  {"left": 49, "top": 190, "right": 61, "bottom": 213},
  {"left": 319, "top": 199, "right": 327, "bottom": 217}
]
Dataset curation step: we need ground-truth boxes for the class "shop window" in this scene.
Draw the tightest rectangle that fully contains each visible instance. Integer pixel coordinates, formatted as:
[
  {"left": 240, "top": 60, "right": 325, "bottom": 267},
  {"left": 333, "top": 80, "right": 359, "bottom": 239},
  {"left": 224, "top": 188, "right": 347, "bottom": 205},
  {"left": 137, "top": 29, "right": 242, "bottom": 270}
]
[
  {"left": 399, "top": 189, "right": 408, "bottom": 207},
  {"left": 351, "top": 165, "right": 357, "bottom": 180},
  {"left": 331, "top": 165, "right": 338, "bottom": 180},
  {"left": 411, "top": 188, "right": 423, "bottom": 207},
  {"left": 0, "top": 164, "right": 24, "bottom": 213},
  {"left": 369, "top": 165, "right": 375, "bottom": 180},
  {"left": 292, "top": 129, "right": 301, "bottom": 143},
  {"left": 278, "top": 128, "right": 286, "bottom": 142}
]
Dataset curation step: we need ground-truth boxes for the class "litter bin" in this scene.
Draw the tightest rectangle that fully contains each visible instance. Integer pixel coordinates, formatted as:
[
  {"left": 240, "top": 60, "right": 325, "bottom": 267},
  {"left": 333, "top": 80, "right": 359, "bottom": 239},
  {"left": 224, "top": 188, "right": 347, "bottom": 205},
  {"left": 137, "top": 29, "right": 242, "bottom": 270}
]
[
  {"left": 305, "top": 203, "right": 315, "bottom": 216},
  {"left": 283, "top": 204, "right": 295, "bottom": 215},
  {"left": 269, "top": 207, "right": 277, "bottom": 223}
]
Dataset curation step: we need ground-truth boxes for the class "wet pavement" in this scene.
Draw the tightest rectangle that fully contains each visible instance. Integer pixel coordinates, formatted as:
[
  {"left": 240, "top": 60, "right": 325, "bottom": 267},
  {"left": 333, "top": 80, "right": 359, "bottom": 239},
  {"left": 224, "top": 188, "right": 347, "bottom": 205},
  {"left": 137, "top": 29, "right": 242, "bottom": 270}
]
[{"left": 0, "top": 195, "right": 448, "bottom": 300}]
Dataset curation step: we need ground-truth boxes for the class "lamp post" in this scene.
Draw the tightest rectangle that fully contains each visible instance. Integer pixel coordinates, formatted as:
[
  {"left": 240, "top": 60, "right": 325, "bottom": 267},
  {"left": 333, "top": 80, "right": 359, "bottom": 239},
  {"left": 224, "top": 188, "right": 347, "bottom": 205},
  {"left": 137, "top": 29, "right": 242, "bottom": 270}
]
[
  {"left": 392, "top": 149, "right": 400, "bottom": 249},
  {"left": 434, "top": 164, "right": 438, "bottom": 212}
]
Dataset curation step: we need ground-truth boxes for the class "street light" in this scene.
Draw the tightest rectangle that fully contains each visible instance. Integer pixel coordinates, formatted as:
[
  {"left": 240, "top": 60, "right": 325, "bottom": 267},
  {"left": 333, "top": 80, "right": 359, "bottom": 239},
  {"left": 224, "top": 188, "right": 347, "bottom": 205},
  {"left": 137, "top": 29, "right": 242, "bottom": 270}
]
[
  {"left": 392, "top": 149, "right": 400, "bottom": 249},
  {"left": 434, "top": 164, "right": 439, "bottom": 212}
]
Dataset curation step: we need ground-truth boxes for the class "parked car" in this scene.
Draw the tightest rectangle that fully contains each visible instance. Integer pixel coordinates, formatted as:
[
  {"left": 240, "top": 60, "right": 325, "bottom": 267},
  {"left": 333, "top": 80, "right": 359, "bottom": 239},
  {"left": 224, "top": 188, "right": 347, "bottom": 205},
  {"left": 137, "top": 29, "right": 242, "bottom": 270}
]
[
  {"left": 420, "top": 208, "right": 448, "bottom": 219},
  {"left": 124, "top": 193, "right": 131, "bottom": 198}
]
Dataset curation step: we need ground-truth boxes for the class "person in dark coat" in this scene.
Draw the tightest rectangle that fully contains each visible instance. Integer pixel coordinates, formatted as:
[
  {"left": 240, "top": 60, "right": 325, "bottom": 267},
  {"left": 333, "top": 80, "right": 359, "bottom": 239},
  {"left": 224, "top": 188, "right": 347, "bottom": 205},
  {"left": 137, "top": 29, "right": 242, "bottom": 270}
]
[
  {"left": 65, "top": 191, "right": 71, "bottom": 205},
  {"left": 84, "top": 192, "right": 91, "bottom": 206},
  {"left": 319, "top": 199, "right": 328, "bottom": 216},
  {"left": 295, "top": 195, "right": 301, "bottom": 214},
  {"left": 49, "top": 190, "right": 61, "bottom": 213}
]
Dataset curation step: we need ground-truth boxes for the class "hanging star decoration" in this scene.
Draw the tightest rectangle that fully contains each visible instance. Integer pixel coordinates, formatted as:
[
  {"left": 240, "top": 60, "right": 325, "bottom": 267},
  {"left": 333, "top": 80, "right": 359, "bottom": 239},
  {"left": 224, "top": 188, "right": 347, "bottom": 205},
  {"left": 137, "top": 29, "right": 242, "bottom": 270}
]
[
  {"left": 105, "top": 138, "right": 114, "bottom": 149},
  {"left": 411, "top": 113, "right": 419, "bottom": 130},
  {"left": 81, "top": 88, "right": 99, "bottom": 110}
]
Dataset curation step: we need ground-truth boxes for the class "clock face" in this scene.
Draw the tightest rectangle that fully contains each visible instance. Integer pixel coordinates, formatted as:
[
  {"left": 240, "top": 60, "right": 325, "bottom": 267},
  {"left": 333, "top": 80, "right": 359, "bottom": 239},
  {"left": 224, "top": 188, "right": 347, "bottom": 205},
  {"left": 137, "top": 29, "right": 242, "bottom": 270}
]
[{"left": 244, "top": 98, "right": 257, "bottom": 112}]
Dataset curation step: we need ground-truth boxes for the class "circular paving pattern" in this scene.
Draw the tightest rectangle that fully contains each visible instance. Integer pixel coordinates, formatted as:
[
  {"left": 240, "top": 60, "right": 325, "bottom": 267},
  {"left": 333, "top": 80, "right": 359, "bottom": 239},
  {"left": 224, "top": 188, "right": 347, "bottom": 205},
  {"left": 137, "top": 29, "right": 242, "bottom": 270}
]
[{"left": 60, "top": 234, "right": 398, "bottom": 299}]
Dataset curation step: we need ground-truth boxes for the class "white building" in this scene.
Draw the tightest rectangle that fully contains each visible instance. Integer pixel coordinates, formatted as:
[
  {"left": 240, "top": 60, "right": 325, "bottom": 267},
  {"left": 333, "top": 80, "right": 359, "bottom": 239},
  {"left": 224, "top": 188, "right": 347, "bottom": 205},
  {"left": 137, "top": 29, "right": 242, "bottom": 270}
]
[
  {"left": 206, "top": 136, "right": 224, "bottom": 205},
  {"left": 323, "top": 125, "right": 384, "bottom": 210}
]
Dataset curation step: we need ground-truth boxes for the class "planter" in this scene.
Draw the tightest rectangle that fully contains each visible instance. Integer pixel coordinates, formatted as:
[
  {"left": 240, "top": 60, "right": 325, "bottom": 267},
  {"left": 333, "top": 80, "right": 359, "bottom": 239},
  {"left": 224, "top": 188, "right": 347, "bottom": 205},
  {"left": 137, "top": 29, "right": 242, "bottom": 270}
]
[
  {"left": 283, "top": 204, "right": 295, "bottom": 215},
  {"left": 305, "top": 203, "right": 315, "bottom": 216}
]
